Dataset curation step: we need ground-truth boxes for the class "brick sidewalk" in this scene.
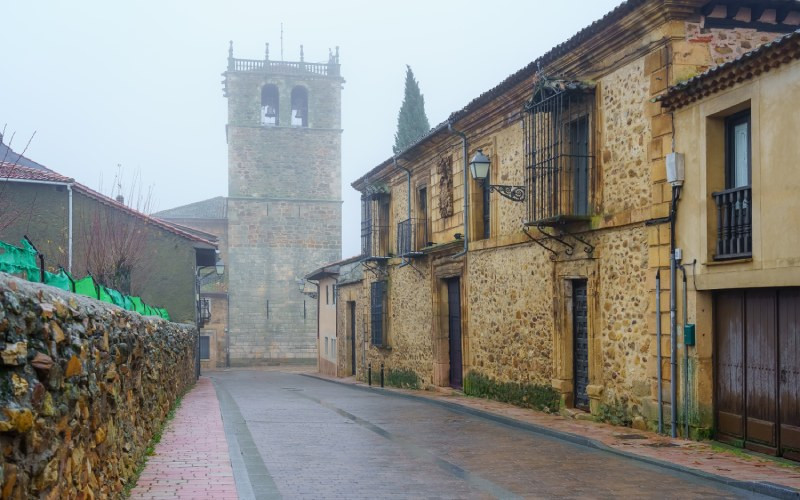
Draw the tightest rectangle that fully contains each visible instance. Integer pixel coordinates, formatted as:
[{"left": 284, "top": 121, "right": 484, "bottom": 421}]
[
  {"left": 130, "top": 377, "right": 238, "bottom": 499},
  {"left": 307, "top": 372, "right": 800, "bottom": 494}
]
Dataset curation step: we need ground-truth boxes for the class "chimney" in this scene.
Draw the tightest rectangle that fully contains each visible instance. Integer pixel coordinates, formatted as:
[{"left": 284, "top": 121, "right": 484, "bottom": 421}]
[{"left": 116, "top": 194, "right": 124, "bottom": 204}]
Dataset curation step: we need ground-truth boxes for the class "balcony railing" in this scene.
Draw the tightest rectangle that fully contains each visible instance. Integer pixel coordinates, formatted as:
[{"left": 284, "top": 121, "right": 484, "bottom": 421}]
[
  {"left": 361, "top": 222, "right": 389, "bottom": 260},
  {"left": 712, "top": 185, "right": 752, "bottom": 260},
  {"left": 397, "top": 218, "right": 428, "bottom": 257},
  {"left": 525, "top": 155, "right": 593, "bottom": 225},
  {"left": 228, "top": 58, "right": 339, "bottom": 77}
]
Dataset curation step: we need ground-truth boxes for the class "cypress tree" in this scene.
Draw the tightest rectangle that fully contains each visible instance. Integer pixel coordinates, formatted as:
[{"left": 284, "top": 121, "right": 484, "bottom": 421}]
[{"left": 394, "top": 65, "right": 430, "bottom": 152}]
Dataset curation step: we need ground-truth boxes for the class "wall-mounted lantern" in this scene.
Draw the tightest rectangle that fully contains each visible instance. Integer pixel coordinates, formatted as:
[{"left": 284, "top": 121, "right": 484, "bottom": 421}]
[{"left": 469, "top": 149, "right": 525, "bottom": 202}]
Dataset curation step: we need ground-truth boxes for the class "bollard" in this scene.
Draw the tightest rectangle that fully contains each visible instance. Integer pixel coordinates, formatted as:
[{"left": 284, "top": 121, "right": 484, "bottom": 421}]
[
  {"left": 368, "top": 363, "right": 372, "bottom": 386},
  {"left": 380, "top": 363, "right": 385, "bottom": 388}
]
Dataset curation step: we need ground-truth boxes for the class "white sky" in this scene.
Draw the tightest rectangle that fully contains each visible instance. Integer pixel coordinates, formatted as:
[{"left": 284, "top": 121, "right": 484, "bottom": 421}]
[{"left": 1, "top": 0, "right": 621, "bottom": 258}]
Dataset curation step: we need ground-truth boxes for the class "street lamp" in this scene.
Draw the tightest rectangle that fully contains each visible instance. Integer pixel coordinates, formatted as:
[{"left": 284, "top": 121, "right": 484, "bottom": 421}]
[{"left": 469, "top": 149, "right": 525, "bottom": 202}]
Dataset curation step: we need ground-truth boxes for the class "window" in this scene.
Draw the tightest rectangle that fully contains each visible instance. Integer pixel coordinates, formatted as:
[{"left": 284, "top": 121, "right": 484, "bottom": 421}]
[
  {"left": 326, "top": 285, "right": 329, "bottom": 305},
  {"left": 261, "top": 84, "right": 279, "bottom": 126},
  {"left": 333, "top": 284, "right": 337, "bottom": 304},
  {"left": 726, "top": 111, "right": 750, "bottom": 189},
  {"left": 325, "top": 337, "right": 329, "bottom": 355},
  {"left": 524, "top": 79, "right": 595, "bottom": 225},
  {"left": 199, "top": 335, "right": 210, "bottom": 360},
  {"left": 291, "top": 86, "right": 308, "bottom": 127},
  {"left": 331, "top": 339, "right": 336, "bottom": 358},
  {"left": 712, "top": 109, "right": 752, "bottom": 260},
  {"left": 370, "top": 281, "right": 387, "bottom": 346},
  {"left": 361, "top": 192, "right": 390, "bottom": 259}
]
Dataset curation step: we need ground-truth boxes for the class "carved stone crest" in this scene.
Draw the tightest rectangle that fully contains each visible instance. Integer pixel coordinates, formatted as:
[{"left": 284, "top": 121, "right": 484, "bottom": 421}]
[{"left": 437, "top": 156, "right": 454, "bottom": 219}]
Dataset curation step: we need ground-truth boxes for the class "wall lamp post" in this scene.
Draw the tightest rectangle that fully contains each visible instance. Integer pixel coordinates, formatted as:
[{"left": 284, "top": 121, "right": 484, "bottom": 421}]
[
  {"left": 194, "top": 257, "right": 224, "bottom": 378},
  {"left": 296, "top": 277, "right": 318, "bottom": 299},
  {"left": 469, "top": 149, "right": 525, "bottom": 202}
]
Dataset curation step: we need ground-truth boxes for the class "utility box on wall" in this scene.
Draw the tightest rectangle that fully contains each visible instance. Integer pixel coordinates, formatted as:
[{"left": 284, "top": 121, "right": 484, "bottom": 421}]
[{"left": 684, "top": 323, "right": 696, "bottom": 346}]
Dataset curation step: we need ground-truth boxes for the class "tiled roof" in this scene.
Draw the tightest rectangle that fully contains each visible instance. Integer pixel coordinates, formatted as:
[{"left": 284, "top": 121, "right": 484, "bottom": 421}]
[
  {"left": 153, "top": 196, "right": 228, "bottom": 220},
  {"left": 0, "top": 163, "right": 216, "bottom": 247},
  {"left": 71, "top": 183, "right": 217, "bottom": 247},
  {"left": 657, "top": 29, "right": 800, "bottom": 110},
  {"left": 0, "top": 162, "right": 74, "bottom": 183}
]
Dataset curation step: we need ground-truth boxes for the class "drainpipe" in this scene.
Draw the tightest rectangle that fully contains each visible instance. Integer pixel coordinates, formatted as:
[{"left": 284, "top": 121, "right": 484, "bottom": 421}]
[
  {"left": 393, "top": 155, "right": 412, "bottom": 268},
  {"left": 447, "top": 123, "right": 468, "bottom": 258},
  {"left": 656, "top": 269, "right": 663, "bottom": 434},
  {"left": 67, "top": 184, "right": 73, "bottom": 273},
  {"left": 669, "top": 185, "right": 682, "bottom": 438},
  {"left": 680, "top": 264, "right": 689, "bottom": 438}
]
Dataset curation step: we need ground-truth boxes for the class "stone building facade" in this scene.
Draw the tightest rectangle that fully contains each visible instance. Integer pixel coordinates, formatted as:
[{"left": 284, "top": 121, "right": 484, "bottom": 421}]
[
  {"left": 656, "top": 30, "right": 800, "bottom": 459},
  {"left": 336, "top": 0, "right": 798, "bottom": 442},
  {"left": 157, "top": 45, "right": 344, "bottom": 366}
]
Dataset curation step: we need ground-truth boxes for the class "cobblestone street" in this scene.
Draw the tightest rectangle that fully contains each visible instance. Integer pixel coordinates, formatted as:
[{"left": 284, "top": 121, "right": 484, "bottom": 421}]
[{"left": 209, "top": 370, "right": 770, "bottom": 499}]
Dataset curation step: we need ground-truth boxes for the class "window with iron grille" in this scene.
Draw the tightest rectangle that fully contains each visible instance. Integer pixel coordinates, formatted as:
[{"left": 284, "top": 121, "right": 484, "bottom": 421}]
[
  {"left": 523, "top": 79, "right": 595, "bottom": 225},
  {"left": 370, "top": 280, "right": 387, "bottom": 346},
  {"left": 361, "top": 192, "right": 390, "bottom": 259}
]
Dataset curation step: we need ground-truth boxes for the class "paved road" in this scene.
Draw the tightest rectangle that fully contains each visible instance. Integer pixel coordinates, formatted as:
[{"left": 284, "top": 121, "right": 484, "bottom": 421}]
[{"left": 210, "top": 370, "right": 765, "bottom": 499}]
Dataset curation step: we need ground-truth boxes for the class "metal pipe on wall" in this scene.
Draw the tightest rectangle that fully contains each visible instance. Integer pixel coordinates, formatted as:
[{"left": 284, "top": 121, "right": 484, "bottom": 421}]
[
  {"left": 669, "top": 185, "right": 682, "bottom": 438},
  {"left": 67, "top": 184, "right": 73, "bottom": 273},
  {"left": 393, "top": 155, "right": 412, "bottom": 268},
  {"left": 680, "top": 265, "right": 689, "bottom": 438},
  {"left": 447, "top": 123, "right": 468, "bottom": 258},
  {"left": 656, "top": 269, "right": 663, "bottom": 434}
]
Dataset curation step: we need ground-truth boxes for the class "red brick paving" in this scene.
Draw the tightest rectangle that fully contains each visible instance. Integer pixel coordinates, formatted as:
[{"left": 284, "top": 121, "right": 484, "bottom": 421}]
[
  {"left": 309, "top": 372, "right": 800, "bottom": 493},
  {"left": 130, "top": 377, "right": 238, "bottom": 500}
]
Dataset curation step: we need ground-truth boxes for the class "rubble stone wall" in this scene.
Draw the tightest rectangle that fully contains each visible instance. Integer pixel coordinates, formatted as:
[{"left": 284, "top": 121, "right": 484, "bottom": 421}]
[{"left": 0, "top": 274, "right": 196, "bottom": 499}]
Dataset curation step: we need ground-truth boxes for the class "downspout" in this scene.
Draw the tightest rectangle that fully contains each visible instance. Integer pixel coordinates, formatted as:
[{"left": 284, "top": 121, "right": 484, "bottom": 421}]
[
  {"left": 669, "top": 184, "right": 682, "bottom": 438},
  {"left": 656, "top": 269, "right": 663, "bottom": 434},
  {"left": 680, "top": 264, "right": 689, "bottom": 438},
  {"left": 225, "top": 292, "right": 230, "bottom": 368},
  {"left": 67, "top": 184, "right": 73, "bottom": 273},
  {"left": 393, "top": 155, "right": 412, "bottom": 268},
  {"left": 448, "top": 123, "right": 468, "bottom": 258}
]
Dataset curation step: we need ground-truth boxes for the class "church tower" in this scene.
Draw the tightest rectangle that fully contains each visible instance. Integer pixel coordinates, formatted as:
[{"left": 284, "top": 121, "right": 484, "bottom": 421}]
[{"left": 223, "top": 42, "right": 343, "bottom": 365}]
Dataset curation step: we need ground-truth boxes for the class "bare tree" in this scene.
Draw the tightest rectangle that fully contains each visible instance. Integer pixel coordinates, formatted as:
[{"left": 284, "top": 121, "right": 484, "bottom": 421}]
[{"left": 81, "top": 165, "right": 155, "bottom": 294}]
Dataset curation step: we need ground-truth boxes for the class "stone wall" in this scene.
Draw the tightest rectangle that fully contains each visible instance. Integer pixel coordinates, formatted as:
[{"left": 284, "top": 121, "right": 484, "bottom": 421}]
[{"left": 0, "top": 274, "right": 196, "bottom": 498}]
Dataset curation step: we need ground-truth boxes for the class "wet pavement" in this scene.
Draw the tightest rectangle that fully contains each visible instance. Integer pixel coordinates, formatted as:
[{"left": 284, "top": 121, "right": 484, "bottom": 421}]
[{"left": 209, "top": 370, "right": 769, "bottom": 499}]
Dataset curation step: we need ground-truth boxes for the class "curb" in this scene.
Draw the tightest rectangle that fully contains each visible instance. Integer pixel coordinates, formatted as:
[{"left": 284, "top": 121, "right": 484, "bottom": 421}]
[{"left": 301, "top": 372, "right": 799, "bottom": 500}]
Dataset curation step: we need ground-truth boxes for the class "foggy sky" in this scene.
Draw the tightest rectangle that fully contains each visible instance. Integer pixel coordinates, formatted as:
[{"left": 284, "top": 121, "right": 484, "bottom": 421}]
[{"left": 1, "top": 0, "right": 620, "bottom": 258}]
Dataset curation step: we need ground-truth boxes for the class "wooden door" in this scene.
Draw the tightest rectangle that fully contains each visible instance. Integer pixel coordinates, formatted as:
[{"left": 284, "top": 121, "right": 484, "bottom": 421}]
[
  {"left": 715, "top": 291, "right": 745, "bottom": 442},
  {"left": 447, "top": 278, "right": 463, "bottom": 390},
  {"left": 349, "top": 301, "right": 356, "bottom": 376},
  {"left": 779, "top": 289, "right": 800, "bottom": 460},
  {"left": 573, "top": 280, "right": 589, "bottom": 411},
  {"left": 744, "top": 289, "right": 778, "bottom": 453},
  {"left": 715, "top": 287, "right": 800, "bottom": 459}
]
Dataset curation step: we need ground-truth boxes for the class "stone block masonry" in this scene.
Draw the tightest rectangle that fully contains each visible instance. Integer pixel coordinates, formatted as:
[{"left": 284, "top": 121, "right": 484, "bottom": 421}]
[
  {"left": 224, "top": 50, "right": 343, "bottom": 365},
  {"left": 0, "top": 273, "right": 196, "bottom": 498}
]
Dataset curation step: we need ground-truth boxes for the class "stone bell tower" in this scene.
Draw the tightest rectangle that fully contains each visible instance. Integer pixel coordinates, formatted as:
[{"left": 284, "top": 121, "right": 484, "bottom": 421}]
[{"left": 223, "top": 42, "right": 343, "bottom": 365}]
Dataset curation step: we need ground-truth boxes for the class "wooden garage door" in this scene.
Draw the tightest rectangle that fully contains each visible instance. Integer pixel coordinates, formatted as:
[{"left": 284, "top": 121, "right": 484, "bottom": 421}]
[{"left": 715, "top": 287, "right": 800, "bottom": 459}]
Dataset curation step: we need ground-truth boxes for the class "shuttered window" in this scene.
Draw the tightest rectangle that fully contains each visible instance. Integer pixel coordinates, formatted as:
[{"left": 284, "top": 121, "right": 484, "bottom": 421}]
[{"left": 370, "top": 281, "right": 386, "bottom": 346}]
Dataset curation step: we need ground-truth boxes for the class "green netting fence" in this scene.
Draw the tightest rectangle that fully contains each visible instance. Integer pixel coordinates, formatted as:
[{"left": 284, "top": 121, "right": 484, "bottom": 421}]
[{"left": 0, "top": 238, "right": 170, "bottom": 320}]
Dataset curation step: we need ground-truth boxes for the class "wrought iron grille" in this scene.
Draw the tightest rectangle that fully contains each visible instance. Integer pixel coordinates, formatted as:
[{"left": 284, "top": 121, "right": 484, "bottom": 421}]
[
  {"left": 370, "top": 281, "right": 386, "bottom": 346},
  {"left": 397, "top": 218, "right": 428, "bottom": 257},
  {"left": 361, "top": 194, "right": 390, "bottom": 259},
  {"left": 712, "top": 185, "right": 752, "bottom": 259},
  {"left": 523, "top": 81, "right": 595, "bottom": 225}
]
